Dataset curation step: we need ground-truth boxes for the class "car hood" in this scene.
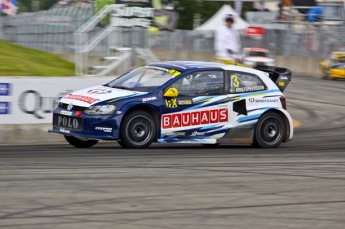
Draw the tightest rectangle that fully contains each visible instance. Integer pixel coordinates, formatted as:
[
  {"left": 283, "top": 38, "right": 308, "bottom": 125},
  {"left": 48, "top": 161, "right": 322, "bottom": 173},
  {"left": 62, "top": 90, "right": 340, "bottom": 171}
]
[
  {"left": 244, "top": 57, "right": 275, "bottom": 63},
  {"left": 60, "top": 85, "right": 148, "bottom": 107}
]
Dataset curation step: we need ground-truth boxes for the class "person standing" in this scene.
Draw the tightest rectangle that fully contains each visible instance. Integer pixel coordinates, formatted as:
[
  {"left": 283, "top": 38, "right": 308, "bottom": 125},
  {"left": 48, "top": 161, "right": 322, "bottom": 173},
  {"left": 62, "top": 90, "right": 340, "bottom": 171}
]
[{"left": 214, "top": 14, "right": 241, "bottom": 62}]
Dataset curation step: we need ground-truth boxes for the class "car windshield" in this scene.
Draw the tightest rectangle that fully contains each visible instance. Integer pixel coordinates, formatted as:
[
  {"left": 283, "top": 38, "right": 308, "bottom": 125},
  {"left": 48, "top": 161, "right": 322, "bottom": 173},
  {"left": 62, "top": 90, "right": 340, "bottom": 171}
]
[
  {"left": 248, "top": 51, "right": 271, "bottom": 58},
  {"left": 105, "top": 67, "right": 176, "bottom": 92}
]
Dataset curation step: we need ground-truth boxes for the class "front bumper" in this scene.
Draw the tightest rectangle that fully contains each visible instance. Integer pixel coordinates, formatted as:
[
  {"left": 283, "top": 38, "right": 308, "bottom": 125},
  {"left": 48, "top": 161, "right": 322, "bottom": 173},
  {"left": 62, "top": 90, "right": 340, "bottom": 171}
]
[
  {"left": 330, "top": 69, "right": 345, "bottom": 78},
  {"left": 48, "top": 108, "right": 120, "bottom": 141}
]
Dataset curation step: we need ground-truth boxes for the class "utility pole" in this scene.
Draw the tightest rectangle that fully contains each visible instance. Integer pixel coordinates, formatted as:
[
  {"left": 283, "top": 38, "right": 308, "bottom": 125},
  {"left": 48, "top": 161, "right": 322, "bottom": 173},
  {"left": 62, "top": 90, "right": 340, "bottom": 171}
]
[
  {"left": 32, "top": 0, "right": 40, "bottom": 12},
  {"left": 193, "top": 0, "right": 203, "bottom": 29}
]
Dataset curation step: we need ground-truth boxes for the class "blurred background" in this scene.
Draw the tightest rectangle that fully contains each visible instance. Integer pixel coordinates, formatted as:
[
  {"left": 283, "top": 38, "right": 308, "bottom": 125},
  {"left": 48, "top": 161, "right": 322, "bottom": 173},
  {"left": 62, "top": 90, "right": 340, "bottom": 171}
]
[{"left": 1, "top": 0, "right": 345, "bottom": 77}]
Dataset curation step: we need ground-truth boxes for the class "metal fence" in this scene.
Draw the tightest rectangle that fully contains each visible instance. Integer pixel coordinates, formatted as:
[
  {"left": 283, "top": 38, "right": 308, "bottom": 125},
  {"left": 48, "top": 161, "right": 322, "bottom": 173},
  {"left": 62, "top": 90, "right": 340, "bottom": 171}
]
[
  {"left": 148, "top": 26, "right": 345, "bottom": 57},
  {"left": 1, "top": 3, "right": 345, "bottom": 58}
]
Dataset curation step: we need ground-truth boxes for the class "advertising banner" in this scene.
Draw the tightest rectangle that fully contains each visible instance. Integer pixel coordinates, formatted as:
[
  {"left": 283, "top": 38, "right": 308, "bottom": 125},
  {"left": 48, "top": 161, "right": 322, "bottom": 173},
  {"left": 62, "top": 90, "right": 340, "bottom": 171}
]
[
  {"left": 96, "top": 0, "right": 181, "bottom": 31},
  {"left": 0, "top": 78, "right": 112, "bottom": 124}
]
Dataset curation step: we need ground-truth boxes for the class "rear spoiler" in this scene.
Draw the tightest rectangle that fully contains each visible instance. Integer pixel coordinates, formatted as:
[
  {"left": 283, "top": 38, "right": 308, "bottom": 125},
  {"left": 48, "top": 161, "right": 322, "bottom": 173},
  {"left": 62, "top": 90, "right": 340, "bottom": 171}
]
[{"left": 254, "top": 66, "right": 292, "bottom": 92}]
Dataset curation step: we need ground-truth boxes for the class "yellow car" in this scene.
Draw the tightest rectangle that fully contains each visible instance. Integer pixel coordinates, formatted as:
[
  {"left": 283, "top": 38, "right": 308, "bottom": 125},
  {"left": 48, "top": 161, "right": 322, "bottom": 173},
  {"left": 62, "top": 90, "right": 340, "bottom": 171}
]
[{"left": 320, "top": 52, "right": 345, "bottom": 80}]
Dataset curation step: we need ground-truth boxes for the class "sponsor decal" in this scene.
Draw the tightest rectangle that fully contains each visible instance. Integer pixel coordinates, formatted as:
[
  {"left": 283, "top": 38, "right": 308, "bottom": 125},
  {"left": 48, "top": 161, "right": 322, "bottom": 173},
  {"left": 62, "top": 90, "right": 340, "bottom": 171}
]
[
  {"left": 168, "top": 69, "right": 181, "bottom": 77},
  {"left": 60, "top": 110, "right": 73, "bottom": 116},
  {"left": 162, "top": 108, "right": 228, "bottom": 129},
  {"left": 177, "top": 99, "right": 192, "bottom": 105},
  {"left": 142, "top": 96, "right": 157, "bottom": 102},
  {"left": 249, "top": 98, "right": 279, "bottom": 103},
  {"left": 19, "top": 90, "right": 73, "bottom": 119},
  {"left": 67, "top": 103, "right": 73, "bottom": 111},
  {"left": 235, "top": 86, "right": 265, "bottom": 93},
  {"left": 164, "top": 132, "right": 186, "bottom": 136},
  {"left": 278, "top": 82, "right": 285, "bottom": 87},
  {"left": 165, "top": 98, "right": 178, "bottom": 108},
  {"left": 0, "top": 102, "right": 10, "bottom": 114},
  {"left": 144, "top": 66, "right": 181, "bottom": 77},
  {"left": 59, "top": 128, "right": 70, "bottom": 134},
  {"left": 87, "top": 88, "right": 112, "bottom": 94},
  {"left": 191, "top": 131, "right": 205, "bottom": 136},
  {"left": 63, "top": 94, "right": 99, "bottom": 104},
  {"left": 0, "top": 83, "right": 10, "bottom": 96},
  {"left": 56, "top": 116, "right": 80, "bottom": 129},
  {"left": 95, "top": 127, "right": 113, "bottom": 133},
  {"left": 280, "top": 76, "right": 288, "bottom": 80}
]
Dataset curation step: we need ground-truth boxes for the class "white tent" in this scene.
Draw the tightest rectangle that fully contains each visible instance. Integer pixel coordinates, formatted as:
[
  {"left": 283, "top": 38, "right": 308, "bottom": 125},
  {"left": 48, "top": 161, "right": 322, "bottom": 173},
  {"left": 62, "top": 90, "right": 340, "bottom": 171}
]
[{"left": 195, "top": 5, "right": 250, "bottom": 31}]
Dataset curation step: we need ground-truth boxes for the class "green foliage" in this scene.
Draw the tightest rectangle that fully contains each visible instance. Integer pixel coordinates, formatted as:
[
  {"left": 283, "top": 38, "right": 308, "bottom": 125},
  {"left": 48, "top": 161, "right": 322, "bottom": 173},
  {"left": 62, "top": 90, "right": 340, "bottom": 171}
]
[
  {"left": 95, "top": 0, "right": 114, "bottom": 26},
  {"left": 176, "top": 1, "right": 253, "bottom": 30},
  {"left": 0, "top": 40, "right": 75, "bottom": 76},
  {"left": 17, "top": 0, "right": 60, "bottom": 12}
]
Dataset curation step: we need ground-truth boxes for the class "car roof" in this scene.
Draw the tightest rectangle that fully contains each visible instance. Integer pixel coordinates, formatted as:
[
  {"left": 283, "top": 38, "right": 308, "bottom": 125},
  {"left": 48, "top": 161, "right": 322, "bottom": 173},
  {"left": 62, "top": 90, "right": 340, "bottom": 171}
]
[
  {"left": 331, "top": 52, "right": 345, "bottom": 57},
  {"left": 244, "top": 48, "right": 269, "bottom": 52},
  {"left": 148, "top": 61, "right": 265, "bottom": 76}
]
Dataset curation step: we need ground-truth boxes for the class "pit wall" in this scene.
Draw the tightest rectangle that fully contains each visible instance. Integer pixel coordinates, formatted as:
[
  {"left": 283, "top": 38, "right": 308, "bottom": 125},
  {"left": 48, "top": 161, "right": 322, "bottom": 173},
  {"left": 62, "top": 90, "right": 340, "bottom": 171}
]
[
  {"left": 55, "top": 51, "right": 324, "bottom": 77},
  {"left": 0, "top": 52, "right": 323, "bottom": 145},
  {"left": 151, "top": 50, "right": 324, "bottom": 76}
]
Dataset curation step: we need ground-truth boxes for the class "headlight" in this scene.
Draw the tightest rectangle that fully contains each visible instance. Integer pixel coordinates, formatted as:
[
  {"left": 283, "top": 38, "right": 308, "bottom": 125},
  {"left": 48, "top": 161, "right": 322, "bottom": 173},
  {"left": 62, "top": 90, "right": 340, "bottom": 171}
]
[{"left": 85, "top": 105, "right": 117, "bottom": 115}]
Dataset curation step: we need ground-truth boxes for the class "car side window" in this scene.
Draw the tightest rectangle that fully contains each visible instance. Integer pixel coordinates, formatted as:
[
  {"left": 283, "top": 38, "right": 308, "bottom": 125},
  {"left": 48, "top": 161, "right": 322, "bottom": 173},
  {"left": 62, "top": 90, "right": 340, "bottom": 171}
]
[
  {"left": 228, "top": 71, "right": 266, "bottom": 94},
  {"left": 169, "top": 71, "right": 224, "bottom": 96}
]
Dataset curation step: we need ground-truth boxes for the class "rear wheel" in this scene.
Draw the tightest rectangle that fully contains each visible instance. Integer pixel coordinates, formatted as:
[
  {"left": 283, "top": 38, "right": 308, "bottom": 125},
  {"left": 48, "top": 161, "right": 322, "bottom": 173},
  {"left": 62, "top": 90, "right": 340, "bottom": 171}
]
[
  {"left": 120, "top": 111, "right": 156, "bottom": 149},
  {"left": 252, "top": 112, "right": 286, "bottom": 148},
  {"left": 64, "top": 135, "right": 98, "bottom": 148},
  {"left": 117, "top": 140, "right": 129, "bottom": 148}
]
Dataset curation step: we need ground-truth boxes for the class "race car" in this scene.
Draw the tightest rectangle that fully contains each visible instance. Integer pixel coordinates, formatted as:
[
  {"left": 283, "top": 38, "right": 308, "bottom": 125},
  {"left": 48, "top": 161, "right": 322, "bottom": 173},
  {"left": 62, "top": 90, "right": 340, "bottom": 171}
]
[
  {"left": 49, "top": 61, "right": 293, "bottom": 149},
  {"left": 241, "top": 48, "right": 276, "bottom": 67},
  {"left": 320, "top": 51, "right": 345, "bottom": 80}
]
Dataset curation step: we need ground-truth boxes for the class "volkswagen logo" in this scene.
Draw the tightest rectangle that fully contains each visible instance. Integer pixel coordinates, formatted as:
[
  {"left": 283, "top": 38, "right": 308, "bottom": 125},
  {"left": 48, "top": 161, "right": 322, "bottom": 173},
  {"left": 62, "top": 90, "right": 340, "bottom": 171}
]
[{"left": 67, "top": 103, "right": 73, "bottom": 111}]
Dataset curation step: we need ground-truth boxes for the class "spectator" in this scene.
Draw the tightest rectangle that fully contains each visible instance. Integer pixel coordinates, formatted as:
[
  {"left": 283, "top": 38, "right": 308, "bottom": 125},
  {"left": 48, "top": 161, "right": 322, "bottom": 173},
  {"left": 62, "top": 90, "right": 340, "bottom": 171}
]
[
  {"left": 214, "top": 14, "right": 241, "bottom": 61},
  {"left": 252, "top": 1, "right": 270, "bottom": 12},
  {"left": 277, "top": 0, "right": 292, "bottom": 20}
]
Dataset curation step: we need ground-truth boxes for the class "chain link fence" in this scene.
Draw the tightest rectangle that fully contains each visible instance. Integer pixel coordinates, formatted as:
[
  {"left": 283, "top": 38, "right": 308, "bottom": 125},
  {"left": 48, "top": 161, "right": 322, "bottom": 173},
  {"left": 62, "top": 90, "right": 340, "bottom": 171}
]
[
  {"left": 148, "top": 25, "right": 345, "bottom": 58},
  {"left": 1, "top": 3, "right": 345, "bottom": 58}
]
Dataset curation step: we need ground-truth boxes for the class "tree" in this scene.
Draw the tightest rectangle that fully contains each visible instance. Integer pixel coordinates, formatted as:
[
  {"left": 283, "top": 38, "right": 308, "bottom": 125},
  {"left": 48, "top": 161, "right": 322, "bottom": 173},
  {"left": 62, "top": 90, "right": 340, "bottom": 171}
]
[{"left": 176, "top": 0, "right": 253, "bottom": 30}]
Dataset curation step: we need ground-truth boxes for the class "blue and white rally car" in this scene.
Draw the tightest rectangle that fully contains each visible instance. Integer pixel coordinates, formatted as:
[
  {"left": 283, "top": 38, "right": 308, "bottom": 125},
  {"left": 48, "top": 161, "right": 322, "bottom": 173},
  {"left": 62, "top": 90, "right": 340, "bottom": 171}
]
[{"left": 49, "top": 61, "right": 293, "bottom": 149}]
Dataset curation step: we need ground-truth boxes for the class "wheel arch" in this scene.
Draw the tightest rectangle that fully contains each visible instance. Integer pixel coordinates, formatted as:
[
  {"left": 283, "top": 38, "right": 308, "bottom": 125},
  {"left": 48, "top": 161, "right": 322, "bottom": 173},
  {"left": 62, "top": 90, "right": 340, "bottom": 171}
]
[
  {"left": 119, "top": 104, "right": 161, "bottom": 141},
  {"left": 260, "top": 109, "right": 292, "bottom": 143}
]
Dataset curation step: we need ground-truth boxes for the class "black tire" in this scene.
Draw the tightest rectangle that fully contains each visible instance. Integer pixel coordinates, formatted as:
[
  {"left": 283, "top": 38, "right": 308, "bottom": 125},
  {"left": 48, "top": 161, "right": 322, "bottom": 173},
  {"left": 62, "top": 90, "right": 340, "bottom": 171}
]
[
  {"left": 202, "top": 144, "right": 220, "bottom": 147},
  {"left": 252, "top": 112, "right": 286, "bottom": 148},
  {"left": 321, "top": 68, "right": 328, "bottom": 80},
  {"left": 64, "top": 135, "right": 98, "bottom": 148},
  {"left": 120, "top": 110, "right": 156, "bottom": 149},
  {"left": 117, "top": 140, "right": 129, "bottom": 148}
]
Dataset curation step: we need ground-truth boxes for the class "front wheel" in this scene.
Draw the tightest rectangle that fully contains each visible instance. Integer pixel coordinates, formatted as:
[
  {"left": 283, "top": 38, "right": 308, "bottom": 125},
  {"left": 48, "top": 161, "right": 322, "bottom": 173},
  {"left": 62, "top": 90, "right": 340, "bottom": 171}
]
[
  {"left": 64, "top": 135, "right": 99, "bottom": 148},
  {"left": 252, "top": 112, "right": 286, "bottom": 148},
  {"left": 120, "top": 111, "right": 156, "bottom": 149},
  {"left": 321, "top": 68, "right": 328, "bottom": 80}
]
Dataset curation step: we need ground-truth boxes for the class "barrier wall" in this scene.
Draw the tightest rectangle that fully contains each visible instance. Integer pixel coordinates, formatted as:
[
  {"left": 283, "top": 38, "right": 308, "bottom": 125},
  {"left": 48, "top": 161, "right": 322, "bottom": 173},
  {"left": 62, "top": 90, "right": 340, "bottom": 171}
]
[
  {"left": 151, "top": 49, "right": 324, "bottom": 76},
  {"left": 0, "top": 77, "right": 113, "bottom": 145},
  {"left": 55, "top": 51, "right": 324, "bottom": 76},
  {"left": 0, "top": 53, "right": 323, "bottom": 145}
]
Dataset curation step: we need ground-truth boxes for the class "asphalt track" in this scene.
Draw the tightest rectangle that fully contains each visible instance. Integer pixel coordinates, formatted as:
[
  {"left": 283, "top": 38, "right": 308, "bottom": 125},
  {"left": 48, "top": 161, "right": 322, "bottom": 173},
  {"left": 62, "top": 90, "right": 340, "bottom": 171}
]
[{"left": 0, "top": 75, "right": 344, "bottom": 229}]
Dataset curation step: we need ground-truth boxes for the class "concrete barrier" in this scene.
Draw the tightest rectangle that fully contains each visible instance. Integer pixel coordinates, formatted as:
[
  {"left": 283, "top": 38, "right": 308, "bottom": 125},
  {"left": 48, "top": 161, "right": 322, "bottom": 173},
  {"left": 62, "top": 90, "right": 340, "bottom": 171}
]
[
  {"left": 54, "top": 51, "right": 324, "bottom": 77},
  {"left": 0, "top": 124, "right": 65, "bottom": 145},
  {"left": 151, "top": 49, "right": 323, "bottom": 77}
]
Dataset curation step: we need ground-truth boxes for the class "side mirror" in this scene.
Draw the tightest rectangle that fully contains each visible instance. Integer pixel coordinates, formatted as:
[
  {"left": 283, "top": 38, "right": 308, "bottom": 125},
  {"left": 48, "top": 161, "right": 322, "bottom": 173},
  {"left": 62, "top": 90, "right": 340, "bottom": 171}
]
[{"left": 164, "top": 88, "right": 178, "bottom": 97}]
